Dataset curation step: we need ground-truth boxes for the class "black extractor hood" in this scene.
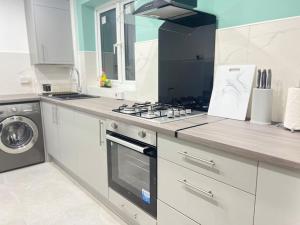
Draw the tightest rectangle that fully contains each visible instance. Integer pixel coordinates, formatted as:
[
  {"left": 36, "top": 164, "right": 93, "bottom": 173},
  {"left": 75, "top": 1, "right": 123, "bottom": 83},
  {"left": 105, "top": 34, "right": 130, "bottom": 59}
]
[
  {"left": 133, "top": 0, "right": 216, "bottom": 27},
  {"left": 134, "top": 0, "right": 198, "bottom": 20}
]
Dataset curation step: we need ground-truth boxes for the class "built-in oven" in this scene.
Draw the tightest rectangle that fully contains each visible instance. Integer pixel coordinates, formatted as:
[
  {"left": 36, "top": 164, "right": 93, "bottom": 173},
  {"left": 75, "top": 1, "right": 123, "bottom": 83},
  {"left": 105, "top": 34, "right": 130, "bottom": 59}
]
[{"left": 106, "top": 120, "right": 157, "bottom": 218}]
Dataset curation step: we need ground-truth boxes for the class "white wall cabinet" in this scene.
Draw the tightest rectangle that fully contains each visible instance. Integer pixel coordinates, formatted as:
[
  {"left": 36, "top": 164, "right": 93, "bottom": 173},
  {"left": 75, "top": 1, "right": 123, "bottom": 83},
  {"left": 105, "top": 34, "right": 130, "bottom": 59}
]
[
  {"left": 254, "top": 162, "right": 300, "bottom": 225},
  {"left": 24, "top": 0, "right": 74, "bottom": 64},
  {"left": 41, "top": 102, "right": 108, "bottom": 198}
]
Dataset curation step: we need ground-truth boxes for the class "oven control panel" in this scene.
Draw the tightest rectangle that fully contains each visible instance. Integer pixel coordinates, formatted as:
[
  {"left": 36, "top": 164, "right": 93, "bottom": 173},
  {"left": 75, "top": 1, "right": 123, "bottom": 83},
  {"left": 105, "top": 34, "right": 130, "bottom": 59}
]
[{"left": 106, "top": 120, "right": 156, "bottom": 146}]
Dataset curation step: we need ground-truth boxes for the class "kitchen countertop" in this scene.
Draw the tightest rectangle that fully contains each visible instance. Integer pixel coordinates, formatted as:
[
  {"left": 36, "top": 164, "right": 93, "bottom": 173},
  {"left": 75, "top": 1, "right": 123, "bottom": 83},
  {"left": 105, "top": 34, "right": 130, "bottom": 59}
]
[
  {"left": 178, "top": 119, "right": 300, "bottom": 169},
  {"left": 40, "top": 96, "right": 300, "bottom": 169},
  {"left": 41, "top": 96, "right": 223, "bottom": 136},
  {"left": 0, "top": 94, "right": 40, "bottom": 104},
  {"left": 2, "top": 94, "right": 299, "bottom": 170}
]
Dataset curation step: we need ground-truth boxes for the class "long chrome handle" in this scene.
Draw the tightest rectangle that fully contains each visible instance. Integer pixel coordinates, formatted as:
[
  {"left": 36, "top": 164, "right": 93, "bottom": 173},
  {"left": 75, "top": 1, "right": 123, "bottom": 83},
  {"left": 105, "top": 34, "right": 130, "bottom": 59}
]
[
  {"left": 178, "top": 151, "right": 215, "bottom": 167},
  {"left": 55, "top": 107, "right": 58, "bottom": 125},
  {"left": 106, "top": 134, "right": 148, "bottom": 154},
  {"left": 52, "top": 106, "right": 56, "bottom": 124},
  {"left": 99, "top": 120, "right": 104, "bottom": 146},
  {"left": 178, "top": 179, "right": 214, "bottom": 198},
  {"left": 41, "top": 44, "right": 46, "bottom": 62}
]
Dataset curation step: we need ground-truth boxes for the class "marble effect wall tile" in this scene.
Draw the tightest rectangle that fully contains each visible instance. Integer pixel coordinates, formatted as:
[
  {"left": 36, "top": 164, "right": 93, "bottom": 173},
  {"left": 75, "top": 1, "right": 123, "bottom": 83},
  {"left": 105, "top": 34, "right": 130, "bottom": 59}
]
[
  {"left": 216, "top": 16, "right": 300, "bottom": 122},
  {"left": 135, "top": 39, "right": 158, "bottom": 103},
  {"left": 248, "top": 17, "right": 300, "bottom": 122},
  {"left": 215, "top": 26, "right": 250, "bottom": 66}
]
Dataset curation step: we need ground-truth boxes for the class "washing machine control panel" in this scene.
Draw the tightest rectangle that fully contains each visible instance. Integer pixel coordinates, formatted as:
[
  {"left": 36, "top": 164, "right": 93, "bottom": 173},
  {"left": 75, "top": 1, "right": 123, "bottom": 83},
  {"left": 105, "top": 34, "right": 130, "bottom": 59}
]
[{"left": 0, "top": 102, "right": 40, "bottom": 118}]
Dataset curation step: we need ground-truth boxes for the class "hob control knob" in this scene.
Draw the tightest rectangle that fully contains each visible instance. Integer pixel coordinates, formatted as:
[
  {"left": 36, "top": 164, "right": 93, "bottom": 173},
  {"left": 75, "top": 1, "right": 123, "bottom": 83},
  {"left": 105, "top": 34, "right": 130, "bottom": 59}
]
[
  {"left": 111, "top": 122, "right": 118, "bottom": 129},
  {"left": 138, "top": 130, "right": 146, "bottom": 138}
]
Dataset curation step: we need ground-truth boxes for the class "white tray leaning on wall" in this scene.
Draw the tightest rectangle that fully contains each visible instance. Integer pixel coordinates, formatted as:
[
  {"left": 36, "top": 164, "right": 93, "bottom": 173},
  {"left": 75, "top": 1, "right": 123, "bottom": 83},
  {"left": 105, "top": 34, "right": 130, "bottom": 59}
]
[{"left": 208, "top": 65, "right": 256, "bottom": 121}]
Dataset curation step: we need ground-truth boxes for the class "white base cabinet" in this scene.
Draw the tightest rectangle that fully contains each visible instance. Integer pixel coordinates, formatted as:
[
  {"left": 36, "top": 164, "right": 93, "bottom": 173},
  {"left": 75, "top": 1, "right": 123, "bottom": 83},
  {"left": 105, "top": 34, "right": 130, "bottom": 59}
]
[
  {"left": 41, "top": 102, "right": 108, "bottom": 198},
  {"left": 158, "top": 158, "right": 255, "bottom": 225},
  {"left": 158, "top": 200, "right": 199, "bottom": 225},
  {"left": 41, "top": 102, "right": 60, "bottom": 160},
  {"left": 158, "top": 134, "right": 258, "bottom": 194},
  {"left": 109, "top": 188, "right": 157, "bottom": 225},
  {"left": 254, "top": 162, "right": 300, "bottom": 225}
]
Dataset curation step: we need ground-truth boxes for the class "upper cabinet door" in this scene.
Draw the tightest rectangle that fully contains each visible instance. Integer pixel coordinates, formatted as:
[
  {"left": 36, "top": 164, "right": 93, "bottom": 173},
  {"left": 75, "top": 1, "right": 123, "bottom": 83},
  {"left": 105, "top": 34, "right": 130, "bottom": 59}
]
[
  {"left": 25, "top": 0, "right": 74, "bottom": 64},
  {"left": 33, "top": 0, "right": 70, "bottom": 10},
  {"left": 34, "top": 4, "right": 74, "bottom": 64}
]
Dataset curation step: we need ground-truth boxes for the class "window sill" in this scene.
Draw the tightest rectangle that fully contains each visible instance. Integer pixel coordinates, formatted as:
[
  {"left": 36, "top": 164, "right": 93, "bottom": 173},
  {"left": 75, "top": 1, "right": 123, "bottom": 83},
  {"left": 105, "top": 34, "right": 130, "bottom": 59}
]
[{"left": 87, "top": 84, "right": 137, "bottom": 101}]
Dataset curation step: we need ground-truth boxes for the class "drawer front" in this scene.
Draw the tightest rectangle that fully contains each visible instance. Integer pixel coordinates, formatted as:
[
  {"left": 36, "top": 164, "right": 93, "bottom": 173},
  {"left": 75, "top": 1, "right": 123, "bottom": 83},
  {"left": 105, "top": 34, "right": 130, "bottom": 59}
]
[
  {"left": 158, "top": 134, "right": 257, "bottom": 194},
  {"left": 158, "top": 200, "right": 199, "bottom": 225},
  {"left": 109, "top": 189, "right": 157, "bottom": 225},
  {"left": 158, "top": 158, "right": 255, "bottom": 225}
]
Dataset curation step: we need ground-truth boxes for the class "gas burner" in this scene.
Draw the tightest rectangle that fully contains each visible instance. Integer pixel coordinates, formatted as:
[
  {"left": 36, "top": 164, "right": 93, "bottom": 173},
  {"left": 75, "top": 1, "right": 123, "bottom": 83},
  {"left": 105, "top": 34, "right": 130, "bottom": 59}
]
[
  {"left": 121, "top": 107, "right": 140, "bottom": 114},
  {"left": 113, "top": 102, "right": 206, "bottom": 123}
]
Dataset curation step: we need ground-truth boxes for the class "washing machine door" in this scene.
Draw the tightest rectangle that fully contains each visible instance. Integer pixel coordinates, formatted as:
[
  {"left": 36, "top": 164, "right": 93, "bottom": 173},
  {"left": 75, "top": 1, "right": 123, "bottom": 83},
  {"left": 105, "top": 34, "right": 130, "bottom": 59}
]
[{"left": 0, "top": 116, "right": 39, "bottom": 154}]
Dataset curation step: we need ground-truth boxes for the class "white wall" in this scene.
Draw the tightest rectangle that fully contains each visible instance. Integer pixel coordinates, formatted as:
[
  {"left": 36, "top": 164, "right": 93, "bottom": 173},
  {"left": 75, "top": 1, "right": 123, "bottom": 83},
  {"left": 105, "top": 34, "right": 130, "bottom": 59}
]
[
  {"left": 215, "top": 16, "right": 300, "bottom": 122},
  {"left": 0, "top": 0, "right": 29, "bottom": 53},
  {"left": 0, "top": 0, "right": 35, "bottom": 95},
  {"left": 0, "top": 0, "right": 73, "bottom": 95}
]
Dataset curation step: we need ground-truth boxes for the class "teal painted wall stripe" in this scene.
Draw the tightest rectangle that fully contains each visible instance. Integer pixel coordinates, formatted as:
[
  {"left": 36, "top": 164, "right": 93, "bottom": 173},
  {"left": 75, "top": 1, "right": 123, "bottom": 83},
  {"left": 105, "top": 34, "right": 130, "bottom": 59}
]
[
  {"left": 197, "top": 0, "right": 300, "bottom": 28},
  {"left": 76, "top": 0, "right": 300, "bottom": 51}
]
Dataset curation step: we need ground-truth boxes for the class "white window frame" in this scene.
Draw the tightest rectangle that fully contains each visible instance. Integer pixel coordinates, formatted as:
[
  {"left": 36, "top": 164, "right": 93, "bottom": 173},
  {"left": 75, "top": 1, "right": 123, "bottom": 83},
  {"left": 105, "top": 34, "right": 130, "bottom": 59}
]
[{"left": 95, "top": 0, "right": 136, "bottom": 89}]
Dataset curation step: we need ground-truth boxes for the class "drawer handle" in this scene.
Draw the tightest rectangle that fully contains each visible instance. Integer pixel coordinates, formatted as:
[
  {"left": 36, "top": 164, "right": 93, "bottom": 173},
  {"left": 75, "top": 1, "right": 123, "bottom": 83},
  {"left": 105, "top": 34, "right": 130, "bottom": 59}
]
[
  {"left": 177, "top": 151, "right": 215, "bottom": 167},
  {"left": 178, "top": 179, "right": 214, "bottom": 198}
]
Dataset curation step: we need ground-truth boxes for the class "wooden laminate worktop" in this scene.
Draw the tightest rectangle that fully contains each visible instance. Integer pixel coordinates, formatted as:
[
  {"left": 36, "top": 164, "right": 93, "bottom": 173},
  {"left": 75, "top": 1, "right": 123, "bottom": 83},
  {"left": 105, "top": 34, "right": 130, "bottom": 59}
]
[
  {"left": 0, "top": 94, "right": 40, "bottom": 104},
  {"left": 178, "top": 120, "right": 300, "bottom": 169},
  {"left": 40, "top": 96, "right": 223, "bottom": 136},
  {"left": 1, "top": 94, "right": 300, "bottom": 170}
]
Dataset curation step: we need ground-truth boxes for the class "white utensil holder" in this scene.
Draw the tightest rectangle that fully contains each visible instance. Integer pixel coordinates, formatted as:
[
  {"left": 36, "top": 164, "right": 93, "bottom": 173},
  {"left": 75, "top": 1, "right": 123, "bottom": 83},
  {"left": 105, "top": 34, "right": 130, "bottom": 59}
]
[{"left": 251, "top": 88, "right": 273, "bottom": 125}]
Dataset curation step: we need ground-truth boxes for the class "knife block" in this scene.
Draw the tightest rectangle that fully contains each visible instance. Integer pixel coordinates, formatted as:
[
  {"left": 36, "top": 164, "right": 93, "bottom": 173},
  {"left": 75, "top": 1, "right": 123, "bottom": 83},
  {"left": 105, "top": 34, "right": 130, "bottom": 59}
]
[{"left": 251, "top": 88, "right": 273, "bottom": 125}]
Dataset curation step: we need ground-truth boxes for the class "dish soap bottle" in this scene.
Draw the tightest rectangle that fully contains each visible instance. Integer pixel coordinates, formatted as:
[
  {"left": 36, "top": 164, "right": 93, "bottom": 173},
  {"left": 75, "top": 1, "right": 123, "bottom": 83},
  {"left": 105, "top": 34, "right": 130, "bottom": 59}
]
[{"left": 100, "top": 71, "right": 107, "bottom": 87}]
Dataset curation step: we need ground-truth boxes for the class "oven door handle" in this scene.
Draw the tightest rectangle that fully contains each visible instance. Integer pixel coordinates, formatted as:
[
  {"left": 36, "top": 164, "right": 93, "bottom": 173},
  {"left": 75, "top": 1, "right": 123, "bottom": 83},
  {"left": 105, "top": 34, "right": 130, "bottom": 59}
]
[{"left": 106, "top": 134, "right": 148, "bottom": 154}]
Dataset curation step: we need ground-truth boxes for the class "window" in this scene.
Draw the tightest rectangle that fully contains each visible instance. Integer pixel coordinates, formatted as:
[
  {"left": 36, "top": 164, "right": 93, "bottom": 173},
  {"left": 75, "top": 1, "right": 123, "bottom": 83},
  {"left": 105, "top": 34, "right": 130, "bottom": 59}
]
[{"left": 96, "top": 1, "right": 136, "bottom": 84}]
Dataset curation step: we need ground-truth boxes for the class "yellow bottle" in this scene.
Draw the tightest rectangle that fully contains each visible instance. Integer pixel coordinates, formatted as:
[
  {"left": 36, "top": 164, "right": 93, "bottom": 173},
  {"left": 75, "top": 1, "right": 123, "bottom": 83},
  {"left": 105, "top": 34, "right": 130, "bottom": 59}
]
[{"left": 100, "top": 71, "right": 107, "bottom": 87}]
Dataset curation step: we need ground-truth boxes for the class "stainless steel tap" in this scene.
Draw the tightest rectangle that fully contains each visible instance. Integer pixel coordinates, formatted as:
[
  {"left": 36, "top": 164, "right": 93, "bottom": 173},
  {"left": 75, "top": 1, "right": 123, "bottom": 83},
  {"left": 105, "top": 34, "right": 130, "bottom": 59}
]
[{"left": 70, "top": 67, "right": 81, "bottom": 93}]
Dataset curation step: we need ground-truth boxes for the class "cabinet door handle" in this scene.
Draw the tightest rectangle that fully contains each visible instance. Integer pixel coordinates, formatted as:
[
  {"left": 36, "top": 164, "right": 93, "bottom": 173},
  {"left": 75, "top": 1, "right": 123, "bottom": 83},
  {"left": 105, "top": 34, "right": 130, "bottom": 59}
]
[
  {"left": 41, "top": 44, "right": 46, "bottom": 62},
  {"left": 99, "top": 120, "right": 104, "bottom": 146},
  {"left": 52, "top": 106, "right": 56, "bottom": 124},
  {"left": 177, "top": 151, "right": 215, "bottom": 167},
  {"left": 55, "top": 107, "right": 58, "bottom": 125},
  {"left": 177, "top": 179, "right": 214, "bottom": 198}
]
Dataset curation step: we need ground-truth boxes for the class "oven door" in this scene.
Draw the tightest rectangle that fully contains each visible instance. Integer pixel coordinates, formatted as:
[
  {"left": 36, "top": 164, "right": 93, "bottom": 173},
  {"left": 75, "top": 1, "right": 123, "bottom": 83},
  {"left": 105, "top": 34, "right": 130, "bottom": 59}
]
[{"left": 106, "top": 132, "right": 157, "bottom": 218}]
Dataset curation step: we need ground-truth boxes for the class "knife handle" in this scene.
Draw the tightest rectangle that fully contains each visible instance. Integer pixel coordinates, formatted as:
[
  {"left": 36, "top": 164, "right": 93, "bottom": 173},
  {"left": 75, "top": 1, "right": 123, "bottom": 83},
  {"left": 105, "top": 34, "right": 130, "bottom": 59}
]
[
  {"left": 257, "top": 70, "right": 262, "bottom": 88},
  {"left": 262, "top": 70, "right": 267, "bottom": 89}
]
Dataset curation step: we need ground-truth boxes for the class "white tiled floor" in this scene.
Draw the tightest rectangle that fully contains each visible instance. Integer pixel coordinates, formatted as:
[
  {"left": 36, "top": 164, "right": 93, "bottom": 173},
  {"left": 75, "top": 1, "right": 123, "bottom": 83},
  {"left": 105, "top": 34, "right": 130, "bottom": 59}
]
[{"left": 0, "top": 163, "right": 126, "bottom": 225}]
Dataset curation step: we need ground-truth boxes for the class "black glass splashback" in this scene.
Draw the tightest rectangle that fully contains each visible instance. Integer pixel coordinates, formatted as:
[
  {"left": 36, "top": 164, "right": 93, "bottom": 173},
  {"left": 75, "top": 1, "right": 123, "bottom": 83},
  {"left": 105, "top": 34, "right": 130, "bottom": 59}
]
[{"left": 158, "top": 14, "right": 216, "bottom": 111}]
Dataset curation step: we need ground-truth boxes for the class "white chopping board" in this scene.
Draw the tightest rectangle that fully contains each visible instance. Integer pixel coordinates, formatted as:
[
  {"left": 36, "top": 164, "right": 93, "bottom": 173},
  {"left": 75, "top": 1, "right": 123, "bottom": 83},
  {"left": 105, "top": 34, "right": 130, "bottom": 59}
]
[{"left": 208, "top": 65, "right": 256, "bottom": 120}]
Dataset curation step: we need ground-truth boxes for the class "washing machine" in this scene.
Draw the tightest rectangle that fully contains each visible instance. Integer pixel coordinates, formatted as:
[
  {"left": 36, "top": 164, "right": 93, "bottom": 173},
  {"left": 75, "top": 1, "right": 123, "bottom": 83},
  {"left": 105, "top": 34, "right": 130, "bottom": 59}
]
[{"left": 0, "top": 101, "right": 45, "bottom": 173}]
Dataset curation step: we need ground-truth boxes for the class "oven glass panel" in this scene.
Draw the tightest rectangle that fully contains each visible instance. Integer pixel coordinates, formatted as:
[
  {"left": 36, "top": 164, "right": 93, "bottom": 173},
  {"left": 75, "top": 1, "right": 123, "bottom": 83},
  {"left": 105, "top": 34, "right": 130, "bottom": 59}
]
[{"left": 113, "top": 143, "right": 150, "bottom": 199}]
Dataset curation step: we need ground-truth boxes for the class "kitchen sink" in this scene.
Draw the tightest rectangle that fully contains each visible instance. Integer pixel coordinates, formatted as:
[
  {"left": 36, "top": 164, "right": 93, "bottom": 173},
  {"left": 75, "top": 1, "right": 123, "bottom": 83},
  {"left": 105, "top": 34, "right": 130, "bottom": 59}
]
[{"left": 44, "top": 92, "right": 99, "bottom": 100}]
